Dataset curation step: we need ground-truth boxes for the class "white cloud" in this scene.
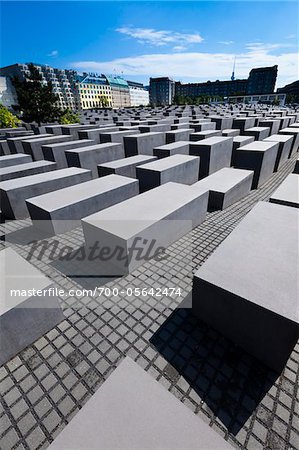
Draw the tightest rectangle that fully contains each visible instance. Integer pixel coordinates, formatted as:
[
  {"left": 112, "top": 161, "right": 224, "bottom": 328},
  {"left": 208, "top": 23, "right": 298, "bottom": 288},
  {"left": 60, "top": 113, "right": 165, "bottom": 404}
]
[
  {"left": 72, "top": 45, "right": 298, "bottom": 88},
  {"left": 48, "top": 50, "right": 58, "bottom": 57},
  {"left": 286, "top": 34, "right": 296, "bottom": 39},
  {"left": 218, "top": 41, "right": 234, "bottom": 45},
  {"left": 173, "top": 45, "right": 188, "bottom": 52},
  {"left": 116, "top": 27, "right": 204, "bottom": 47}
]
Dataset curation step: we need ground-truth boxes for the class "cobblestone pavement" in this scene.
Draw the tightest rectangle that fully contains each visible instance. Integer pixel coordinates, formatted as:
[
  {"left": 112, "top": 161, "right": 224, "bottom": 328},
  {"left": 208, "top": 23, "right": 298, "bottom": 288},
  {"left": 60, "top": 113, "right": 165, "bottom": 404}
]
[{"left": 0, "top": 155, "right": 298, "bottom": 450}]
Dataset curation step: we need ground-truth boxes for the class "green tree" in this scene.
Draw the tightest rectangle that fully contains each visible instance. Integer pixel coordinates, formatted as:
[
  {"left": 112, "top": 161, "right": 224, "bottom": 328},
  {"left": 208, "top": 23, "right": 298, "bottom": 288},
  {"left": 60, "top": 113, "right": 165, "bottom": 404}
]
[
  {"left": 99, "top": 95, "right": 110, "bottom": 108},
  {"left": 0, "top": 104, "right": 20, "bottom": 128},
  {"left": 59, "top": 109, "right": 80, "bottom": 124},
  {"left": 12, "top": 63, "right": 62, "bottom": 125}
]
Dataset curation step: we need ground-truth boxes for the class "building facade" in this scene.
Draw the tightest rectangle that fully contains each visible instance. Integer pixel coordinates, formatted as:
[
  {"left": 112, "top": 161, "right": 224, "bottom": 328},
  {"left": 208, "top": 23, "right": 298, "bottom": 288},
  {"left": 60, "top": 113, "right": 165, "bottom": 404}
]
[
  {"left": 104, "top": 76, "right": 130, "bottom": 108},
  {"left": 0, "top": 63, "right": 79, "bottom": 110},
  {"left": 227, "top": 93, "right": 286, "bottom": 106},
  {"left": 246, "top": 65, "right": 278, "bottom": 95},
  {"left": 0, "top": 76, "right": 18, "bottom": 109},
  {"left": 149, "top": 77, "right": 175, "bottom": 106},
  {"left": 77, "top": 73, "right": 112, "bottom": 109},
  {"left": 277, "top": 80, "right": 299, "bottom": 102},
  {"left": 173, "top": 66, "right": 278, "bottom": 102},
  {"left": 127, "top": 81, "right": 149, "bottom": 106}
]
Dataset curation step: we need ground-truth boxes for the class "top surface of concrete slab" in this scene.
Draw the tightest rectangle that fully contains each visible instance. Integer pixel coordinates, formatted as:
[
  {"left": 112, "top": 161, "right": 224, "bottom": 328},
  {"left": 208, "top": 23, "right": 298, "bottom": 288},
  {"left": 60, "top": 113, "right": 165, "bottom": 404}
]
[
  {"left": 269, "top": 174, "right": 299, "bottom": 206},
  {"left": 237, "top": 141, "right": 279, "bottom": 152},
  {"left": 191, "top": 167, "right": 253, "bottom": 192},
  {"left": 28, "top": 175, "right": 136, "bottom": 211},
  {"left": 264, "top": 134, "right": 294, "bottom": 143},
  {"left": 154, "top": 141, "right": 190, "bottom": 150},
  {"left": 99, "top": 155, "right": 156, "bottom": 169},
  {"left": 0, "top": 167, "right": 90, "bottom": 191},
  {"left": 190, "top": 136, "right": 232, "bottom": 146},
  {"left": 49, "top": 357, "right": 233, "bottom": 450},
  {"left": 83, "top": 182, "right": 204, "bottom": 239},
  {"left": 138, "top": 154, "right": 199, "bottom": 171},
  {"left": 0, "top": 248, "right": 51, "bottom": 315},
  {"left": 194, "top": 201, "right": 299, "bottom": 323},
  {"left": 65, "top": 143, "right": 120, "bottom": 154}
]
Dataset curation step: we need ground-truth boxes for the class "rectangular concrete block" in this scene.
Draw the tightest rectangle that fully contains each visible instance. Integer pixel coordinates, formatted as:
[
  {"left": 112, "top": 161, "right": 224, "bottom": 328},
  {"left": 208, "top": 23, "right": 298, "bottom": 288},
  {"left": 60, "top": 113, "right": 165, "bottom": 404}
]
[
  {"left": 222, "top": 129, "right": 240, "bottom": 137},
  {"left": 233, "top": 141, "right": 278, "bottom": 188},
  {"left": 245, "top": 127, "right": 270, "bottom": 141},
  {"left": 210, "top": 116, "right": 233, "bottom": 130},
  {"left": 278, "top": 127, "right": 299, "bottom": 155},
  {"left": 192, "top": 122, "right": 216, "bottom": 132},
  {"left": 27, "top": 175, "right": 139, "bottom": 235},
  {"left": 293, "top": 156, "right": 299, "bottom": 174},
  {"left": 138, "top": 124, "right": 171, "bottom": 133},
  {"left": 65, "top": 143, "right": 125, "bottom": 178},
  {"left": 258, "top": 119, "right": 280, "bottom": 135},
  {"left": 0, "top": 160, "right": 57, "bottom": 182},
  {"left": 42, "top": 139, "right": 95, "bottom": 169},
  {"left": 153, "top": 141, "right": 190, "bottom": 159},
  {"left": 269, "top": 174, "right": 299, "bottom": 208},
  {"left": 124, "top": 132, "right": 166, "bottom": 157},
  {"left": 0, "top": 140, "right": 10, "bottom": 156},
  {"left": 22, "top": 135, "right": 73, "bottom": 160},
  {"left": 0, "top": 248, "right": 64, "bottom": 366},
  {"left": 82, "top": 182, "right": 208, "bottom": 275},
  {"left": 100, "top": 129, "right": 140, "bottom": 145},
  {"left": 189, "top": 137, "right": 233, "bottom": 179},
  {"left": 78, "top": 127, "right": 119, "bottom": 143},
  {"left": 190, "top": 130, "right": 221, "bottom": 141},
  {"left": 48, "top": 357, "right": 233, "bottom": 450},
  {"left": 7, "top": 134, "right": 51, "bottom": 154},
  {"left": 0, "top": 167, "right": 92, "bottom": 219},
  {"left": 263, "top": 134, "right": 294, "bottom": 171},
  {"left": 231, "top": 136, "right": 255, "bottom": 165},
  {"left": 191, "top": 167, "right": 253, "bottom": 210},
  {"left": 0, "top": 154, "right": 32, "bottom": 168},
  {"left": 192, "top": 201, "right": 299, "bottom": 372},
  {"left": 137, "top": 155, "right": 200, "bottom": 191},
  {"left": 165, "top": 129, "right": 194, "bottom": 143},
  {"left": 98, "top": 155, "right": 157, "bottom": 178},
  {"left": 233, "top": 117, "right": 256, "bottom": 133}
]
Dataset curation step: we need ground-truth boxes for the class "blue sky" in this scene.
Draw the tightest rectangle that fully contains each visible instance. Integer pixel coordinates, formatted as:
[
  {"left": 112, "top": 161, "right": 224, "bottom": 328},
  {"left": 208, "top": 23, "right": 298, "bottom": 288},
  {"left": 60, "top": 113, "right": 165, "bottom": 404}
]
[{"left": 1, "top": 1, "right": 298, "bottom": 88}]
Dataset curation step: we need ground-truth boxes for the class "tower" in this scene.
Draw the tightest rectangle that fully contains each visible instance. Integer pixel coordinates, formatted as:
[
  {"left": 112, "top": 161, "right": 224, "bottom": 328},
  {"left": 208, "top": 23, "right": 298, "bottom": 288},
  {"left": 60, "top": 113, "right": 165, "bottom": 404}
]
[{"left": 231, "top": 57, "right": 236, "bottom": 81}]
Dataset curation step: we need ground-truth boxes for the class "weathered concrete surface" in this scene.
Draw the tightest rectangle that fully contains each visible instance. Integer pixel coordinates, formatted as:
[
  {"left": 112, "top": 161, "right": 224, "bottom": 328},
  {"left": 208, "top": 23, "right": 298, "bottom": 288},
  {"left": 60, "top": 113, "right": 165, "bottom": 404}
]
[
  {"left": 42, "top": 139, "right": 95, "bottom": 168},
  {"left": 191, "top": 167, "right": 254, "bottom": 210},
  {"left": 245, "top": 127, "right": 270, "bottom": 141},
  {"left": 82, "top": 182, "right": 208, "bottom": 275},
  {"left": 124, "top": 132, "right": 166, "bottom": 156},
  {"left": 263, "top": 134, "right": 294, "bottom": 171},
  {"left": 165, "top": 129, "right": 194, "bottom": 143},
  {"left": 190, "top": 136, "right": 233, "bottom": 179},
  {"left": 0, "top": 160, "right": 57, "bottom": 182},
  {"left": 22, "top": 135, "right": 73, "bottom": 160},
  {"left": 0, "top": 154, "right": 32, "bottom": 168},
  {"left": 27, "top": 175, "right": 139, "bottom": 234},
  {"left": 153, "top": 141, "right": 190, "bottom": 159},
  {"left": 65, "top": 143, "right": 125, "bottom": 178},
  {"left": 190, "top": 130, "right": 221, "bottom": 141},
  {"left": 233, "top": 141, "right": 278, "bottom": 188},
  {"left": 7, "top": 134, "right": 51, "bottom": 154},
  {"left": 98, "top": 155, "right": 157, "bottom": 178},
  {"left": 0, "top": 248, "right": 64, "bottom": 366},
  {"left": 192, "top": 201, "right": 299, "bottom": 372},
  {"left": 269, "top": 174, "right": 299, "bottom": 208},
  {"left": 278, "top": 127, "right": 299, "bottom": 155},
  {"left": 0, "top": 167, "right": 92, "bottom": 219},
  {"left": 48, "top": 357, "right": 233, "bottom": 450}
]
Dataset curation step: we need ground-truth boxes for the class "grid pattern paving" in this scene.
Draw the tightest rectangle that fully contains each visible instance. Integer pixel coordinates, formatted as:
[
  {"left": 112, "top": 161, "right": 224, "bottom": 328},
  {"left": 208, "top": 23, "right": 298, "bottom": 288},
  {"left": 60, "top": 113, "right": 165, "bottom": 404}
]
[{"left": 0, "top": 154, "right": 298, "bottom": 450}]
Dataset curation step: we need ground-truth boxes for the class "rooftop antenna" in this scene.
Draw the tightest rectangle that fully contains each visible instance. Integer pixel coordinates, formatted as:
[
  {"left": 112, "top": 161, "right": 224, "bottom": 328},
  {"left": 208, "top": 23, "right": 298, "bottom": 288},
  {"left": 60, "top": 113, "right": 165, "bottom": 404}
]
[{"left": 231, "top": 56, "right": 236, "bottom": 81}]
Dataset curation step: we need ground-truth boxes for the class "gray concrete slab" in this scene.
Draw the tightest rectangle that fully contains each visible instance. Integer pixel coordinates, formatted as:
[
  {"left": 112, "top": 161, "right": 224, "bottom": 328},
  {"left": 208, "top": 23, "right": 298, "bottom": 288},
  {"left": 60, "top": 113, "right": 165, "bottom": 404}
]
[
  {"left": 0, "top": 167, "right": 92, "bottom": 219},
  {"left": 100, "top": 129, "right": 140, "bottom": 145},
  {"left": 293, "top": 156, "right": 299, "bottom": 174},
  {"left": 278, "top": 127, "right": 299, "bottom": 155},
  {"left": 82, "top": 182, "right": 208, "bottom": 275},
  {"left": 258, "top": 119, "right": 281, "bottom": 135},
  {"left": 233, "top": 117, "right": 256, "bottom": 133},
  {"left": 210, "top": 116, "right": 233, "bottom": 130},
  {"left": 0, "top": 154, "right": 32, "bottom": 169},
  {"left": 42, "top": 139, "right": 95, "bottom": 169},
  {"left": 191, "top": 167, "right": 254, "bottom": 210},
  {"left": 137, "top": 154, "right": 199, "bottom": 191},
  {"left": 138, "top": 124, "right": 172, "bottom": 133},
  {"left": 189, "top": 137, "right": 233, "bottom": 179},
  {"left": 263, "top": 134, "right": 294, "bottom": 171},
  {"left": 192, "top": 201, "right": 299, "bottom": 372},
  {"left": 0, "top": 160, "right": 57, "bottom": 182},
  {"left": 165, "top": 129, "right": 194, "bottom": 143},
  {"left": 78, "top": 127, "right": 119, "bottom": 143},
  {"left": 192, "top": 122, "right": 216, "bottom": 132},
  {"left": 0, "top": 140, "right": 10, "bottom": 156},
  {"left": 233, "top": 141, "right": 278, "bottom": 188},
  {"left": 231, "top": 136, "right": 255, "bottom": 165},
  {"left": 0, "top": 248, "right": 64, "bottom": 366},
  {"left": 124, "top": 132, "right": 166, "bottom": 157},
  {"left": 245, "top": 127, "right": 270, "bottom": 141},
  {"left": 22, "top": 135, "right": 73, "bottom": 160},
  {"left": 153, "top": 141, "right": 190, "bottom": 159},
  {"left": 222, "top": 129, "right": 240, "bottom": 137},
  {"left": 65, "top": 143, "right": 125, "bottom": 178},
  {"left": 27, "top": 175, "right": 139, "bottom": 235},
  {"left": 269, "top": 174, "right": 299, "bottom": 208},
  {"left": 48, "top": 357, "right": 233, "bottom": 450},
  {"left": 190, "top": 130, "right": 221, "bottom": 141},
  {"left": 98, "top": 154, "right": 156, "bottom": 178},
  {"left": 6, "top": 134, "right": 51, "bottom": 154}
]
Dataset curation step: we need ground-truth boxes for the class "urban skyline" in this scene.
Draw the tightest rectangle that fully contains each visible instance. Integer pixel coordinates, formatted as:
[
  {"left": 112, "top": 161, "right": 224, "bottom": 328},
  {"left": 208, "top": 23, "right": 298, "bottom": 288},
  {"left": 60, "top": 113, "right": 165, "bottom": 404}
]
[{"left": 1, "top": 1, "right": 298, "bottom": 88}]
